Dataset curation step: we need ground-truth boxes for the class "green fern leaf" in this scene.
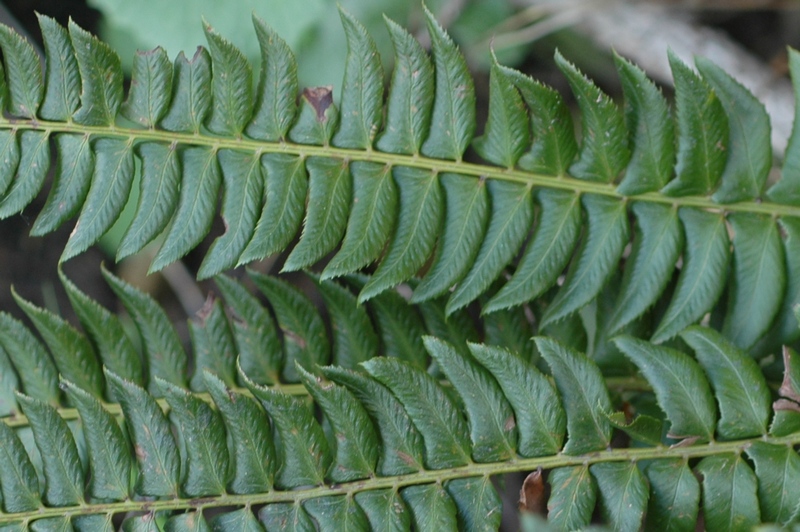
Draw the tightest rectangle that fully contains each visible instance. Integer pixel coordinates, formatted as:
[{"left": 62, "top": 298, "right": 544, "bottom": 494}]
[
  {"left": 159, "top": 48, "right": 211, "bottom": 134},
  {"left": 61, "top": 379, "right": 131, "bottom": 501},
  {"left": 37, "top": 14, "right": 79, "bottom": 121},
  {"left": 12, "top": 288, "right": 104, "bottom": 399},
  {"left": 106, "top": 369, "right": 180, "bottom": 498},
  {"left": 0, "top": 313, "right": 59, "bottom": 405},
  {"left": 355, "top": 489, "right": 412, "bottom": 531},
  {"left": 535, "top": 336, "right": 612, "bottom": 454},
  {"left": 644, "top": 459, "right": 699, "bottom": 532},
  {"left": 188, "top": 297, "right": 237, "bottom": 390},
  {"left": 0, "top": 130, "right": 48, "bottom": 219},
  {"left": 16, "top": 393, "right": 84, "bottom": 506},
  {"left": 0, "top": 24, "right": 41, "bottom": 119},
  {"left": 69, "top": 20, "right": 123, "bottom": 126},
  {"left": 203, "top": 371, "right": 275, "bottom": 494},
  {"left": 696, "top": 454, "right": 760, "bottom": 531},
  {"left": 121, "top": 47, "right": 172, "bottom": 128},
  {"left": 402, "top": 483, "right": 459, "bottom": 530},
  {"left": 615, "top": 335, "right": 716, "bottom": 442},
  {"left": 591, "top": 462, "right": 648, "bottom": 532},
  {"left": 117, "top": 142, "right": 180, "bottom": 260},
  {"left": 547, "top": 466, "right": 596, "bottom": 530},
  {"left": 102, "top": 265, "right": 188, "bottom": 389},
  {"left": 213, "top": 274, "right": 282, "bottom": 385},
  {"left": 203, "top": 23, "right": 253, "bottom": 137},
  {"left": 0, "top": 420, "right": 41, "bottom": 512}
]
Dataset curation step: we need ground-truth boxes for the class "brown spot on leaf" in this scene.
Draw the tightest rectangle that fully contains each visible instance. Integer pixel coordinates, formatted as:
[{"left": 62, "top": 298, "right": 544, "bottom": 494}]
[
  {"left": 519, "top": 468, "right": 546, "bottom": 516},
  {"left": 303, "top": 86, "right": 334, "bottom": 122},
  {"left": 779, "top": 346, "right": 800, "bottom": 402},
  {"left": 774, "top": 398, "right": 800, "bottom": 412},
  {"left": 135, "top": 444, "right": 147, "bottom": 461}
]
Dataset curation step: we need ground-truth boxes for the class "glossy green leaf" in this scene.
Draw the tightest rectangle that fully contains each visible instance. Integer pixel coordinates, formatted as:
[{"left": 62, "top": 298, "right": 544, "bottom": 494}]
[
  {"left": 722, "top": 213, "right": 784, "bottom": 349},
  {"left": 682, "top": 326, "right": 770, "bottom": 439},
  {"left": 58, "top": 270, "right": 144, "bottom": 385},
  {"left": 282, "top": 156, "right": 350, "bottom": 272},
  {"left": 0, "top": 313, "right": 59, "bottom": 404},
  {"left": 117, "top": 142, "right": 180, "bottom": 259},
  {"left": 213, "top": 274, "right": 282, "bottom": 385},
  {"left": 607, "top": 201, "right": 682, "bottom": 334},
  {"left": 62, "top": 138, "right": 134, "bottom": 261},
  {"left": 486, "top": 189, "right": 581, "bottom": 313},
  {"left": 424, "top": 336, "right": 515, "bottom": 462},
  {"left": 250, "top": 271, "right": 329, "bottom": 382},
  {"left": 375, "top": 17, "right": 433, "bottom": 155},
  {"left": 745, "top": 442, "right": 800, "bottom": 525},
  {"left": 696, "top": 454, "right": 760, "bottom": 532},
  {"left": 420, "top": 5, "right": 475, "bottom": 160},
  {"left": 37, "top": 14, "right": 80, "bottom": 121},
  {"left": 239, "top": 153, "right": 307, "bottom": 264},
  {"left": 69, "top": 20, "right": 123, "bottom": 126},
  {"left": 474, "top": 62, "right": 529, "bottom": 168},
  {"left": 161, "top": 378, "right": 231, "bottom": 496},
  {"left": 322, "top": 365, "right": 425, "bottom": 476},
  {"left": 363, "top": 357, "right": 471, "bottom": 469},
  {"left": 246, "top": 15, "right": 297, "bottom": 141},
  {"left": 535, "top": 337, "right": 612, "bottom": 454},
  {"left": 165, "top": 512, "right": 210, "bottom": 532},
  {"left": 605, "top": 410, "right": 664, "bottom": 446},
  {"left": 244, "top": 376, "right": 330, "bottom": 489},
  {"left": 121, "top": 47, "right": 172, "bottom": 127},
  {"left": 0, "top": 345, "right": 17, "bottom": 416},
  {"left": 445, "top": 476, "right": 502, "bottom": 531},
  {"left": 198, "top": 149, "right": 263, "bottom": 278},
  {"left": 297, "top": 365, "right": 377, "bottom": 482},
  {"left": 615, "top": 335, "right": 716, "bottom": 441},
  {"left": 13, "top": 289, "right": 104, "bottom": 398},
  {"left": 102, "top": 265, "right": 187, "bottom": 389},
  {"left": 481, "top": 303, "right": 537, "bottom": 364},
  {"left": 0, "top": 130, "right": 49, "bottom": 219},
  {"left": 645, "top": 459, "right": 699, "bottom": 532},
  {"left": 591, "top": 462, "right": 648, "bottom": 532},
  {"left": 556, "top": 50, "right": 629, "bottom": 182},
  {"left": 411, "top": 173, "right": 487, "bottom": 303},
  {"left": 159, "top": 47, "right": 211, "bottom": 133},
  {"left": 500, "top": 66, "right": 577, "bottom": 176},
  {"left": 447, "top": 181, "right": 533, "bottom": 314},
  {"left": 402, "top": 484, "right": 459, "bottom": 531},
  {"left": 0, "top": 24, "right": 42, "bottom": 118},
  {"left": 259, "top": 503, "right": 316, "bottom": 532},
  {"left": 150, "top": 146, "right": 221, "bottom": 272},
  {"left": 188, "top": 297, "right": 236, "bottom": 390},
  {"left": 355, "top": 489, "right": 411, "bottom": 532},
  {"left": 321, "top": 161, "right": 397, "bottom": 280},
  {"left": 203, "top": 23, "right": 253, "bottom": 137},
  {"left": 361, "top": 282, "right": 427, "bottom": 369},
  {"left": 661, "top": 51, "right": 727, "bottom": 196},
  {"left": 696, "top": 56, "right": 771, "bottom": 203},
  {"left": 62, "top": 379, "right": 131, "bottom": 501},
  {"left": 468, "top": 342, "right": 564, "bottom": 456},
  {"left": 541, "top": 194, "right": 629, "bottom": 327},
  {"left": 614, "top": 53, "right": 674, "bottom": 195},
  {"left": 314, "top": 277, "right": 378, "bottom": 368},
  {"left": 304, "top": 495, "right": 370, "bottom": 532},
  {"left": 757, "top": 217, "right": 800, "bottom": 352},
  {"left": 106, "top": 369, "right": 180, "bottom": 498},
  {"left": 122, "top": 514, "right": 164, "bottom": 532},
  {"left": 547, "top": 466, "right": 596, "bottom": 531},
  {"left": 31, "top": 133, "right": 91, "bottom": 237},
  {"left": 652, "top": 208, "right": 730, "bottom": 343},
  {"left": 203, "top": 371, "right": 275, "bottom": 494},
  {"left": 209, "top": 509, "right": 264, "bottom": 531},
  {"left": 16, "top": 393, "right": 84, "bottom": 506},
  {"left": 417, "top": 297, "right": 478, "bottom": 358},
  {"left": 332, "top": 8, "right": 382, "bottom": 149},
  {"left": 0, "top": 131, "right": 20, "bottom": 199},
  {"left": 359, "top": 167, "right": 442, "bottom": 303},
  {"left": 0, "top": 421, "right": 40, "bottom": 512}
]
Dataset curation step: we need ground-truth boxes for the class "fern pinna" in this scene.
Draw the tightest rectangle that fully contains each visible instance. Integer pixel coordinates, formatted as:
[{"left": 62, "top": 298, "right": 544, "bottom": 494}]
[
  {"left": 0, "top": 268, "right": 797, "bottom": 530},
  {"left": 0, "top": 3, "right": 797, "bottom": 531}
]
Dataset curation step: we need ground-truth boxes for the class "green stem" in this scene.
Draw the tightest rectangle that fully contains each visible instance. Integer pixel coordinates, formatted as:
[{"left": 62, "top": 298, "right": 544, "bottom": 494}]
[
  {"left": 6, "top": 118, "right": 799, "bottom": 218},
  {"left": 2, "top": 431, "right": 796, "bottom": 523}
]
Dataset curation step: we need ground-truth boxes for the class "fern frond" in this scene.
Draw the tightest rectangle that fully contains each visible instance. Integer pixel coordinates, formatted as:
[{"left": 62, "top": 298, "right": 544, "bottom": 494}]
[
  {"left": 1, "top": 272, "right": 799, "bottom": 529},
  {"left": 0, "top": 10, "right": 795, "bottom": 351}
]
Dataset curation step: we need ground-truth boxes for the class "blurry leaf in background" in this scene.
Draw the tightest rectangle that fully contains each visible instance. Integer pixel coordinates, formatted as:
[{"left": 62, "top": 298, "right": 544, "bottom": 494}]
[{"left": 87, "top": 0, "right": 521, "bottom": 90}]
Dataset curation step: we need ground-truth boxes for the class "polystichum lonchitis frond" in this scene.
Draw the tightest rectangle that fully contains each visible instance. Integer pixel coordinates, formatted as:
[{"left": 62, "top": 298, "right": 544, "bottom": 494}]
[
  {"left": 1, "top": 269, "right": 800, "bottom": 530},
  {"left": 0, "top": 7, "right": 796, "bottom": 353},
  {"left": 1, "top": 4, "right": 800, "bottom": 530}
]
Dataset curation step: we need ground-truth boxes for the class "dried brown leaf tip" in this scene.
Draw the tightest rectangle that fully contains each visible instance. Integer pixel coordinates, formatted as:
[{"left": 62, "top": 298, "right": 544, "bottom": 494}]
[
  {"left": 303, "top": 86, "right": 334, "bottom": 122},
  {"left": 779, "top": 346, "right": 800, "bottom": 403},
  {"left": 518, "top": 467, "right": 546, "bottom": 516}
]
